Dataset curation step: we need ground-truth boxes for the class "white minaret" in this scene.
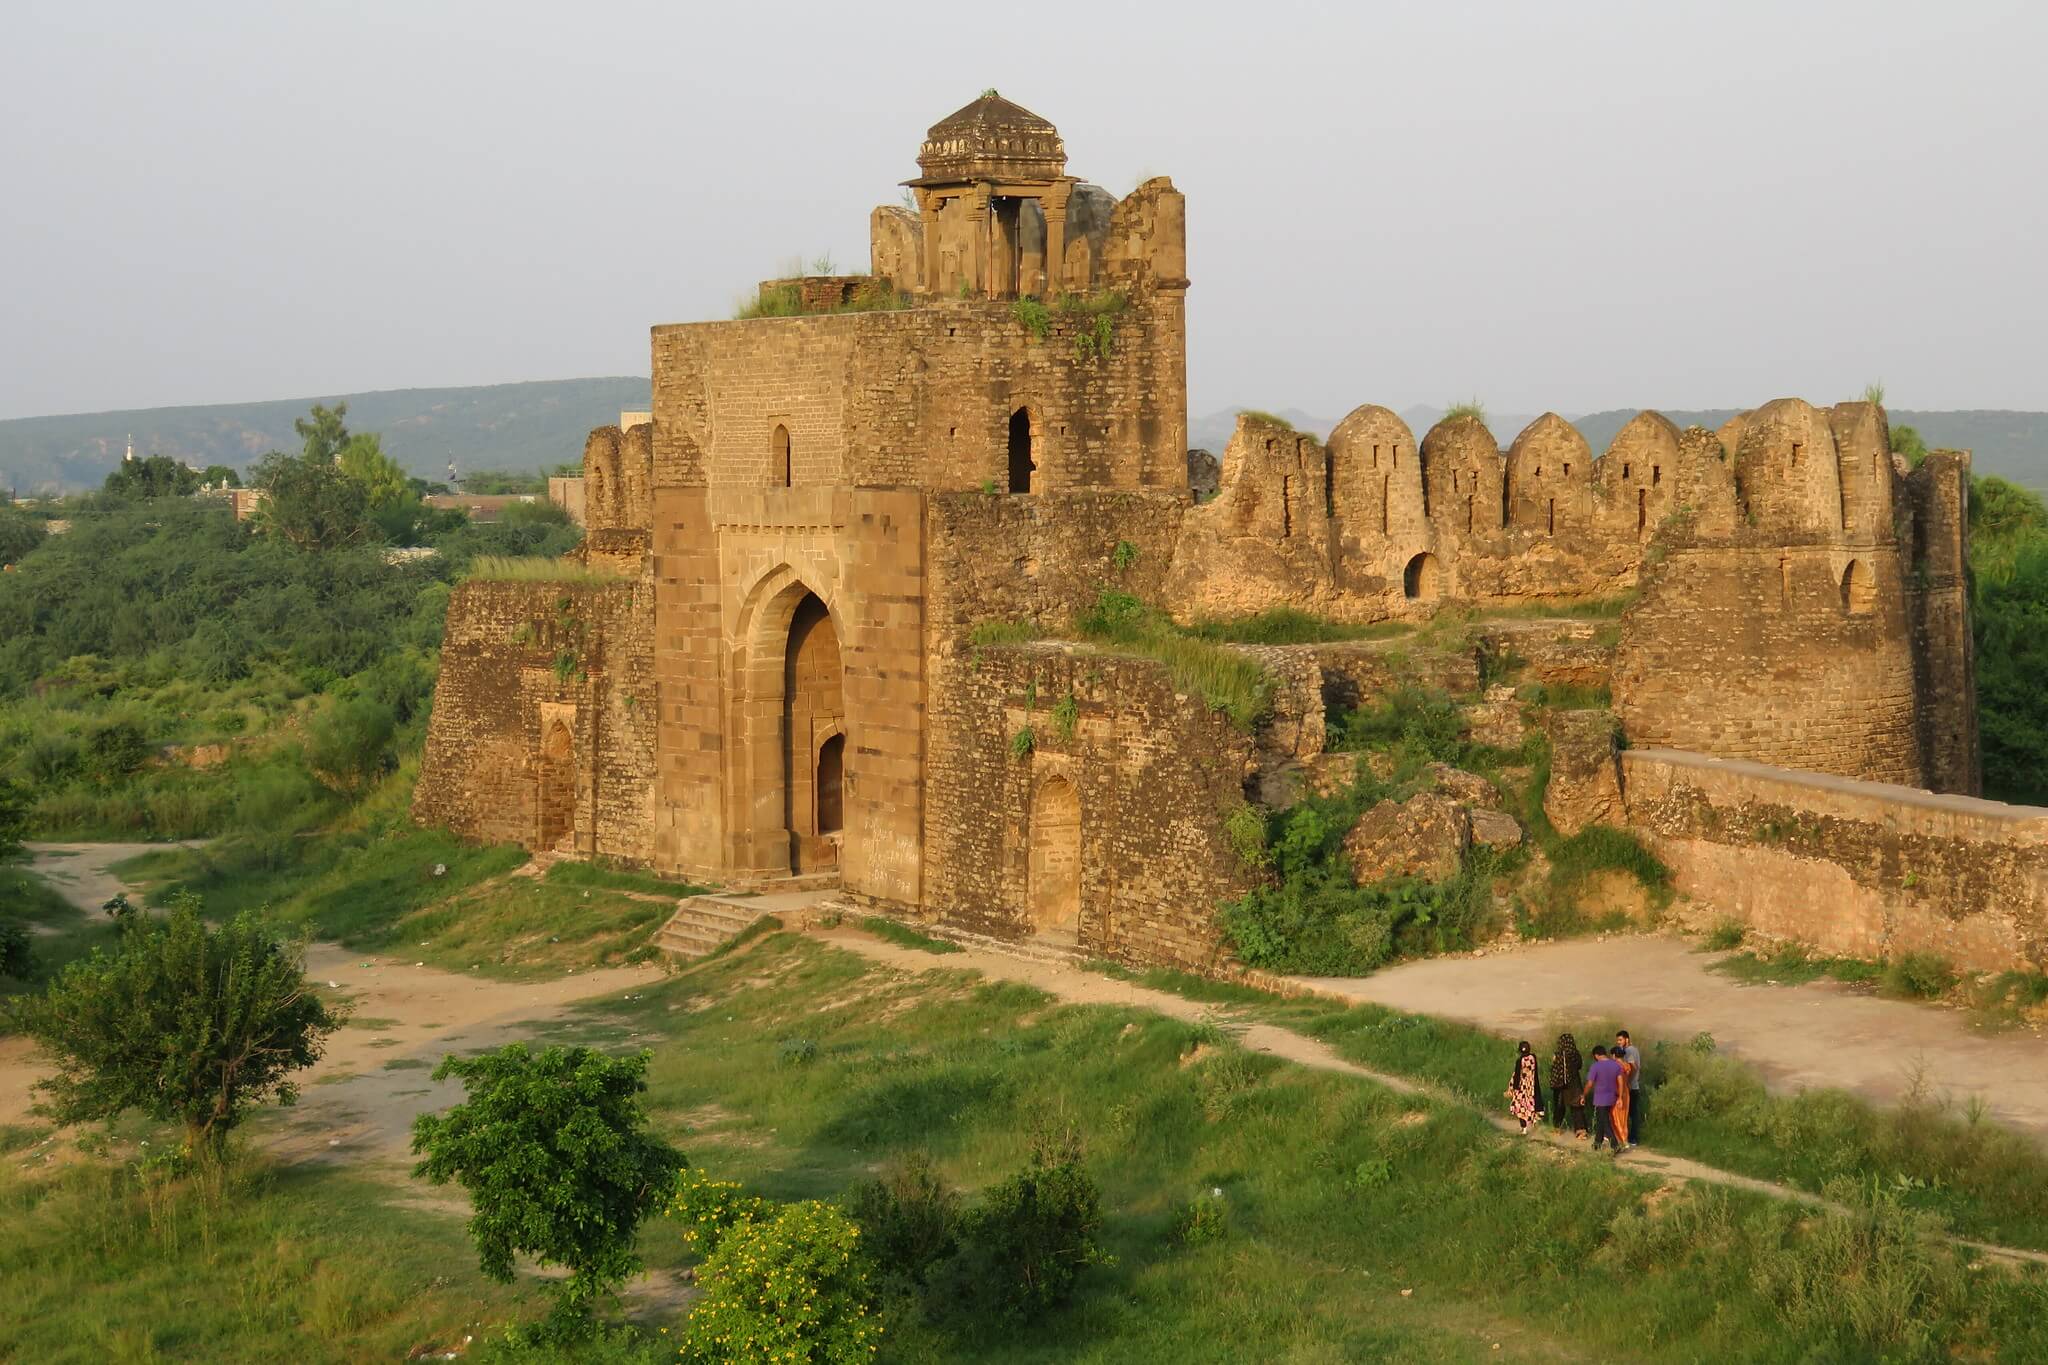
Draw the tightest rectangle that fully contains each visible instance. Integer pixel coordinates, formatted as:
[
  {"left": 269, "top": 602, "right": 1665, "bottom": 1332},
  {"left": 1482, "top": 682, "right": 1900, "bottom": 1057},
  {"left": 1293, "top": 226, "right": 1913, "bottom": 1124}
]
[{"left": 124, "top": 434, "right": 135, "bottom": 463}]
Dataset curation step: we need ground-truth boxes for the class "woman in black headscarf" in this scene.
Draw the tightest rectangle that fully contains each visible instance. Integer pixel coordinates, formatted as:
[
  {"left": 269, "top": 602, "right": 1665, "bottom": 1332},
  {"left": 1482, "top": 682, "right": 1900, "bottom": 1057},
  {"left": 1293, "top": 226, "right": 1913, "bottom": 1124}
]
[
  {"left": 1507, "top": 1040, "right": 1544, "bottom": 1135},
  {"left": 1548, "top": 1032, "right": 1585, "bottom": 1138}
]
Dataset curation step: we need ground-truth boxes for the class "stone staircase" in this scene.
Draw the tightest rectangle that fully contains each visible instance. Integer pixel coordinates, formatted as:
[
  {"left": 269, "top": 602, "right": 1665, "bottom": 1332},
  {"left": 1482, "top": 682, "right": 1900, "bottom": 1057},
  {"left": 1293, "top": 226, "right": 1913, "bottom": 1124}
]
[{"left": 653, "top": 895, "right": 771, "bottom": 961}]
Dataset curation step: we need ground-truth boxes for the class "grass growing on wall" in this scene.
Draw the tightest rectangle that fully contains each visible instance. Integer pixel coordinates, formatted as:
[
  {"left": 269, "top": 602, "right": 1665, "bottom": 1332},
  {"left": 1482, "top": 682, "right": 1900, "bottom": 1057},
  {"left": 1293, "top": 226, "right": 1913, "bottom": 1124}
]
[
  {"left": 1070, "top": 590, "right": 1272, "bottom": 731},
  {"left": 461, "top": 555, "right": 628, "bottom": 585},
  {"left": 1186, "top": 608, "right": 1411, "bottom": 645}
]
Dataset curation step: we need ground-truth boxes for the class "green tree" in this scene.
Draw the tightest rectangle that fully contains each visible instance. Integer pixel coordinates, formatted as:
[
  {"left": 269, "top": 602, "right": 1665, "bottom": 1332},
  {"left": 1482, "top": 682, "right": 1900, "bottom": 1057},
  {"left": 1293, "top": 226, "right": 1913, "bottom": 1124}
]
[
  {"left": 102, "top": 454, "right": 200, "bottom": 500},
  {"left": 0, "top": 776, "right": 27, "bottom": 861},
  {"left": 5, "top": 895, "right": 342, "bottom": 1153},
  {"left": 253, "top": 448, "right": 373, "bottom": 551},
  {"left": 958, "top": 1121, "right": 1108, "bottom": 1321},
  {"left": 1890, "top": 423, "right": 1930, "bottom": 467},
  {"left": 412, "top": 1044, "right": 684, "bottom": 1338},
  {"left": 294, "top": 402, "right": 352, "bottom": 464},
  {"left": 337, "top": 431, "right": 412, "bottom": 507},
  {"left": 200, "top": 464, "right": 242, "bottom": 488},
  {"left": 0, "top": 507, "right": 46, "bottom": 565},
  {"left": 305, "top": 695, "right": 397, "bottom": 792}
]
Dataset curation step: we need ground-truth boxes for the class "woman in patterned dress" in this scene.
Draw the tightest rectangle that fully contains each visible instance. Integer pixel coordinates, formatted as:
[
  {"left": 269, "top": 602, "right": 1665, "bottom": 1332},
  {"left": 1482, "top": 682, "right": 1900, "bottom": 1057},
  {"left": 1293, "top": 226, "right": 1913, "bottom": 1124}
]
[{"left": 1507, "top": 1040, "right": 1544, "bottom": 1135}]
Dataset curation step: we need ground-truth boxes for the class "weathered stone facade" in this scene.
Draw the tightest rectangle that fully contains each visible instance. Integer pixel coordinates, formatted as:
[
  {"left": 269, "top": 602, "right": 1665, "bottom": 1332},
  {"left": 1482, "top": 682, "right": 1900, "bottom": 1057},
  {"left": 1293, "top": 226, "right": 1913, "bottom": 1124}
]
[{"left": 415, "top": 94, "right": 2020, "bottom": 972}]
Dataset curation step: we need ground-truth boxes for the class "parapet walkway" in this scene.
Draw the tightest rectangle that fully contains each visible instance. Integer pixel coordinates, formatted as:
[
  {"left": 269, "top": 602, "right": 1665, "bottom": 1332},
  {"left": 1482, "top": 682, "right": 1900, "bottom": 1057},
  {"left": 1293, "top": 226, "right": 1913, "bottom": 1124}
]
[{"left": 812, "top": 923, "right": 2048, "bottom": 1270}]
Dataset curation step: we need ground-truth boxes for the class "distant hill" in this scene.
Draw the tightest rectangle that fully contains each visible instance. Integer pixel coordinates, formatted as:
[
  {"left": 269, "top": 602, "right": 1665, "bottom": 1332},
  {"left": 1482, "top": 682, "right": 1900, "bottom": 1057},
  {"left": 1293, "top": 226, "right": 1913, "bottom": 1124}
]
[
  {"left": 1194, "top": 406, "right": 2048, "bottom": 493},
  {"left": 0, "top": 377, "right": 651, "bottom": 493}
]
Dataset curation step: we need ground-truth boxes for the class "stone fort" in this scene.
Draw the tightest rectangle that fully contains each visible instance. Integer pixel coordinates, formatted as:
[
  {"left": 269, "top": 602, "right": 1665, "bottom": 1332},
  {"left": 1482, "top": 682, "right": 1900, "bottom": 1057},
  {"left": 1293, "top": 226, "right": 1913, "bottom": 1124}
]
[{"left": 416, "top": 94, "right": 2047, "bottom": 976}]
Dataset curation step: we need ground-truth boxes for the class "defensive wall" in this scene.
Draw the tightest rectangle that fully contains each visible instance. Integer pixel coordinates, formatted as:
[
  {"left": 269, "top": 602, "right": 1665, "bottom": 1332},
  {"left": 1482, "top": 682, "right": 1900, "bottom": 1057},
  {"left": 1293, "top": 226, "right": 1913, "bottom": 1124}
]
[{"left": 1624, "top": 750, "right": 2048, "bottom": 974}]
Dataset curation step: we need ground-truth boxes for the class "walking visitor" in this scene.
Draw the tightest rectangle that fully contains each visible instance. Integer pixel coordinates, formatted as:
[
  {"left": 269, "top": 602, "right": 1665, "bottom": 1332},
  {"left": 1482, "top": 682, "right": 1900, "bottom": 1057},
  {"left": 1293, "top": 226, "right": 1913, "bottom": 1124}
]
[
  {"left": 1582, "top": 1045, "right": 1625, "bottom": 1153},
  {"left": 1507, "top": 1040, "right": 1544, "bottom": 1135},
  {"left": 1615, "top": 1028, "right": 1645, "bottom": 1145},
  {"left": 1548, "top": 1031, "right": 1585, "bottom": 1138}
]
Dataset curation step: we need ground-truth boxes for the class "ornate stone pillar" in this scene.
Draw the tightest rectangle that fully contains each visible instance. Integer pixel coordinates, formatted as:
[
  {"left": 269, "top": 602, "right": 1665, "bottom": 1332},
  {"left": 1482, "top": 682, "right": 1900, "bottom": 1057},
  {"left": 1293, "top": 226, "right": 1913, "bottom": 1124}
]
[{"left": 1042, "top": 181, "right": 1072, "bottom": 296}]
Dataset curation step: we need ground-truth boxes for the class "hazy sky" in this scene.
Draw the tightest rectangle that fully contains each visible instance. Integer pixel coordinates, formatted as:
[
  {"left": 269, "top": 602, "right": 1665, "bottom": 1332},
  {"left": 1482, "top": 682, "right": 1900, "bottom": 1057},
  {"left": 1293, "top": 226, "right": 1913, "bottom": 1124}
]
[{"left": 4, "top": 1, "right": 2045, "bottom": 423}]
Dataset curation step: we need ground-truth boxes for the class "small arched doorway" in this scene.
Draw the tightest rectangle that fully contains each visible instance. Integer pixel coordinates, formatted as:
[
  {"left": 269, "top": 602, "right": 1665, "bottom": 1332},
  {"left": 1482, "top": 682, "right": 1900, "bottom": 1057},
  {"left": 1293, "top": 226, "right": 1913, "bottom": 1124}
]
[
  {"left": 1840, "top": 559, "right": 1874, "bottom": 615},
  {"left": 1008, "top": 407, "right": 1036, "bottom": 494},
  {"left": 1028, "top": 775, "right": 1081, "bottom": 941},
  {"left": 772, "top": 424, "right": 791, "bottom": 488},
  {"left": 816, "top": 733, "right": 844, "bottom": 836},
  {"left": 784, "top": 592, "right": 843, "bottom": 872},
  {"left": 537, "top": 718, "right": 576, "bottom": 852},
  {"left": 1403, "top": 552, "right": 1439, "bottom": 601}
]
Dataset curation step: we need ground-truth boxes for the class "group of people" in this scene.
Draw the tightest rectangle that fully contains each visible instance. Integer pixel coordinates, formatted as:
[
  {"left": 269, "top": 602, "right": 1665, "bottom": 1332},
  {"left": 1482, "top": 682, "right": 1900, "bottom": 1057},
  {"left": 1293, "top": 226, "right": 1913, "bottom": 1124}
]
[{"left": 1506, "top": 1029, "right": 1645, "bottom": 1153}]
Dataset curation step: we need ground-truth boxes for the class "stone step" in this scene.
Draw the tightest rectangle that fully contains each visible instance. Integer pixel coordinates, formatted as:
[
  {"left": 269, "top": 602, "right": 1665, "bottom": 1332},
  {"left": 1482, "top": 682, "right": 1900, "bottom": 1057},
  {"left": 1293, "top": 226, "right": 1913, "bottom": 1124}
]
[{"left": 652, "top": 896, "right": 769, "bottom": 962}]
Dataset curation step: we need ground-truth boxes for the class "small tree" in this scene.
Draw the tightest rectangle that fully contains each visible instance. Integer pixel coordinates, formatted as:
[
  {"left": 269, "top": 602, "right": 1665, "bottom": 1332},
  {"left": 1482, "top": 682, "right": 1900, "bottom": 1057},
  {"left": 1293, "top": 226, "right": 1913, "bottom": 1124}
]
[
  {"left": 958, "top": 1118, "right": 1108, "bottom": 1321},
  {"left": 253, "top": 448, "right": 373, "bottom": 551},
  {"left": 6, "top": 895, "right": 341, "bottom": 1153},
  {"left": 305, "top": 695, "right": 397, "bottom": 792},
  {"left": 412, "top": 1044, "right": 684, "bottom": 1338},
  {"left": 102, "top": 454, "right": 201, "bottom": 500},
  {"left": 0, "top": 776, "right": 27, "bottom": 861}
]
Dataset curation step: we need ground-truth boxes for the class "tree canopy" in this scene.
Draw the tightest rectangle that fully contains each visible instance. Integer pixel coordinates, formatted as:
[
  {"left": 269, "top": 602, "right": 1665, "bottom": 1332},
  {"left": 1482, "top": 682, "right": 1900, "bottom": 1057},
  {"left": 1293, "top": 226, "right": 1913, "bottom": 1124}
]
[{"left": 101, "top": 454, "right": 200, "bottom": 500}]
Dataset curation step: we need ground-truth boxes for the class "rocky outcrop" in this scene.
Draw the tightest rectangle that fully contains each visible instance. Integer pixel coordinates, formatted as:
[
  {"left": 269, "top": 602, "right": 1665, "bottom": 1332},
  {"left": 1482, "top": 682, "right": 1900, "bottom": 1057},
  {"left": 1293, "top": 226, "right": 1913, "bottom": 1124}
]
[{"left": 1345, "top": 791, "right": 1471, "bottom": 884}]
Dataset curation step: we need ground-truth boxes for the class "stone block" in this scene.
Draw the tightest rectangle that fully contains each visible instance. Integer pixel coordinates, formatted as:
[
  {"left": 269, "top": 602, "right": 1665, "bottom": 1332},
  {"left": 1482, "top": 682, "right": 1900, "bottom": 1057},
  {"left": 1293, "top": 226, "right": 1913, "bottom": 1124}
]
[
  {"left": 1541, "top": 709, "right": 1623, "bottom": 836},
  {"left": 1470, "top": 808, "right": 1524, "bottom": 849},
  {"left": 1344, "top": 792, "right": 1471, "bottom": 885}
]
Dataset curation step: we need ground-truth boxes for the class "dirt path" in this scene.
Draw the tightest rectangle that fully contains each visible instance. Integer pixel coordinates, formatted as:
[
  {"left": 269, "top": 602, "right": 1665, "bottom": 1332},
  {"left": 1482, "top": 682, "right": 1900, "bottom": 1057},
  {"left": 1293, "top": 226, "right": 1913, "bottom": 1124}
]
[
  {"left": 18, "top": 841, "right": 204, "bottom": 926},
  {"left": 3, "top": 844, "right": 663, "bottom": 1172},
  {"left": 813, "top": 924, "right": 2048, "bottom": 1269},
  {"left": 1295, "top": 934, "right": 2048, "bottom": 1141}
]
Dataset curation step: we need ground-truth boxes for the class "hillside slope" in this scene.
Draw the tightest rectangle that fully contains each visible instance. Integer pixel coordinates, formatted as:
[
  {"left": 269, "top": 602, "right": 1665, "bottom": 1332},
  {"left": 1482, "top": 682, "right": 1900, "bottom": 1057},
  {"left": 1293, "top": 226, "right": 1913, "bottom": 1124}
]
[{"left": 0, "top": 376, "right": 650, "bottom": 492}]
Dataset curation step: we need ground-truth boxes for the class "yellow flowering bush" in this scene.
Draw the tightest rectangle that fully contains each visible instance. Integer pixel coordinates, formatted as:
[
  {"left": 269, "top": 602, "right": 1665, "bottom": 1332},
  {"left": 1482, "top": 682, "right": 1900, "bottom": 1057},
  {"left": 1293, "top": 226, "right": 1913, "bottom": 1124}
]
[{"left": 677, "top": 1200, "right": 880, "bottom": 1363}]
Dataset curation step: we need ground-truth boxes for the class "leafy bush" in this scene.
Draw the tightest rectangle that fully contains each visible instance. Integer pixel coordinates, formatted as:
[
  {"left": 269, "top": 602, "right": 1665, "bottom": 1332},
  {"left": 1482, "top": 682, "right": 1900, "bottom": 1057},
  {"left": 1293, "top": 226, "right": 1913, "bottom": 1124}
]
[
  {"left": 82, "top": 720, "right": 151, "bottom": 781},
  {"left": 411, "top": 1044, "right": 684, "bottom": 1337},
  {"left": 305, "top": 696, "right": 397, "bottom": 793},
  {"left": 679, "top": 1200, "right": 881, "bottom": 1364},
  {"left": 0, "top": 920, "right": 32, "bottom": 978},
  {"left": 955, "top": 1122, "right": 1107, "bottom": 1321},
  {"left": 1223, "top": 802, "right": 1270, "bottom": 869},
  {"left": 668, "top": 1165, "right": 776, "bottom": 1255},
  {"left": 1882, "top": 952, "right": 1955, "bottom": 1001},
  {"left": 847, "top": 1150, "right": 961, "bottom": 1287},
  {"left": 1328, "top": 686, "right": 1464, "bottom": 762},
  {"left": 1168, "top": 1192, "right": 1228, "bottom": 1246},
  {"left": 5, "top": 893, "right": 341, "bottom": 1152}
]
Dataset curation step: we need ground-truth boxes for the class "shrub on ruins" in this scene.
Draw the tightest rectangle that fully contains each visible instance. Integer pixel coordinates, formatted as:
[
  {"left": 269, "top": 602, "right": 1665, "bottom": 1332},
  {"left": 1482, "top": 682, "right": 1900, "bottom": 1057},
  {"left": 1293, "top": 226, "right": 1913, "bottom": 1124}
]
[
  {"left": 0, "top": 506, "right": 46, "bottom": 566},
  {"left": 5, "top": 893, "right": 342, "bottom": 1154},
  {"left": 411, "top": 1043, "right": 684, "bottom": 1340}
]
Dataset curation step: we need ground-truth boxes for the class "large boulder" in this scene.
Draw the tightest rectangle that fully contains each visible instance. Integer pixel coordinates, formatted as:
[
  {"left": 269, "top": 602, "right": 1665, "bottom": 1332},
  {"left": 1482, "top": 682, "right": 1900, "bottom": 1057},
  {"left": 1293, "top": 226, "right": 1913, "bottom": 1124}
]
[
  {"left": 1464, "top": 685, "right": 1527, "bottom": 751},
  {"left": 1469, "top": 808, "right": 1525, "bottom": 848},
  {"left": 1541, "top": 709, "right": 1624, "bottom": 836},
  {"left": 1426, "top": 762, "right": 1500, "bottom": 809},
  {"left": 1344, "top": 792, "right": 1471, "bottom": 884}
]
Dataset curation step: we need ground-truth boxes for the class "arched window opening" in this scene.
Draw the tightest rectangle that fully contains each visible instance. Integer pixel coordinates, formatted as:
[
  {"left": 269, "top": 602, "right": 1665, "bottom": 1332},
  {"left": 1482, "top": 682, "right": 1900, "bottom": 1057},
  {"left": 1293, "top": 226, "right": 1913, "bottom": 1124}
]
[
  {"left": 815, "top": 734, "right": 844, "bottom": 834},
  {"left": 1841, "top": 560, "right": 1875, "bottom": 615},
  {"left": 1403, "top": 552, "right": 1439, "bottom": 601},
  {"left": 772, "top": 424, "right": 791, "bottom": 488},
  {"left": 1007, "top": 407, "right": 1035, "bottom": 494}
]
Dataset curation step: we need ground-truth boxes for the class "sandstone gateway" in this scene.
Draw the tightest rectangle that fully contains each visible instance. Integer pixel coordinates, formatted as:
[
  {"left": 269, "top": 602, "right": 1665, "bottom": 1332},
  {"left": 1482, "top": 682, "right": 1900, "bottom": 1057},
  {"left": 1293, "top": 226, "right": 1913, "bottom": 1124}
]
[{"left": 416, "top": 95, "right": 2045, "bottom": 976}]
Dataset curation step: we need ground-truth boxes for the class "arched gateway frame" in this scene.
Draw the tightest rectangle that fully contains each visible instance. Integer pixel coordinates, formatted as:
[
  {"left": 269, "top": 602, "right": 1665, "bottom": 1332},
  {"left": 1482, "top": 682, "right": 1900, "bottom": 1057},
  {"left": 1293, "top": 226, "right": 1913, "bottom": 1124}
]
[{"left": 727, "top": 568, "right": 848, "bottom": 877}]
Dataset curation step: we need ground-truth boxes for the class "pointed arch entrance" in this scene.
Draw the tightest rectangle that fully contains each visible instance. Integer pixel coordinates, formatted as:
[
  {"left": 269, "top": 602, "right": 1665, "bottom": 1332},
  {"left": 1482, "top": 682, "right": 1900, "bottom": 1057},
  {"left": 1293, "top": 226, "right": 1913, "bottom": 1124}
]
[{"left": 728, "top": 571, "right": 848, "bottom": 878}]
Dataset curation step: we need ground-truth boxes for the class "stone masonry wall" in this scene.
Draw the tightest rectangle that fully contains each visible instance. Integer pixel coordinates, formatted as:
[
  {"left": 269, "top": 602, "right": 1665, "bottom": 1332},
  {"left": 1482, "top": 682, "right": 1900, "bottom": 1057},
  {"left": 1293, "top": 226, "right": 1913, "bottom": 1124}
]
[
  {"left": 413, "top": 576, "right": 655, "bottom": 863},
  {"left": 1623, "top": 749, "right": 2048, "bottom": 973},
  {"left": 917, "top": 643, "right": 1259, "bottom": 968}
]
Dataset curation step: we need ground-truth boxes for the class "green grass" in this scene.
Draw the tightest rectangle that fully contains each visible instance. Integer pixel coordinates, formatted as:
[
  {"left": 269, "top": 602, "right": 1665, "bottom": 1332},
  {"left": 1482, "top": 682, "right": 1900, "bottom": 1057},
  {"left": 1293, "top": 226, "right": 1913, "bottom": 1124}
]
[
  {"left": 1124, "top": 971, "right": 2048, "bottom": 1255},
  {"left": 0, "top": 1155, "right": 542, "bottom": 1363},
  {"left": 461, "top": 555, "right": 629, "bottom": 585},
  {"left": 1185, "top": 608, "right": 1410, "bottom": 645},
  {"left": 861, "top": 916, "right": 964, "bottom": 955},
  {"left": 968, "top": 620, "right": 1042, "bottom": 648},
  {"left": 575, "top": 933, "right": 2048, "bottom": 1362},
  {"left": 541, "top": 859, "right": 706, "bottom": 899},
  {"left": 1712, "top": 944, "right": 1895, "bottom": 990},
  {"left": 1233, "top": 409, "right": 1294, "bottom": 430}
]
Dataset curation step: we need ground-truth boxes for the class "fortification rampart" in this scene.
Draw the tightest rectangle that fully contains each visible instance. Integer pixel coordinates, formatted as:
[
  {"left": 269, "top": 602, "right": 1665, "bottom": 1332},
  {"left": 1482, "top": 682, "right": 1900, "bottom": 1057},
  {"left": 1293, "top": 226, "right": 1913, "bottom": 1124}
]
[
  {"left": 1623, "top": 749, "right": 2048, "bottom": 973},
  {"left": 413, "top": 576, "right": 655, "bottom": 862}
]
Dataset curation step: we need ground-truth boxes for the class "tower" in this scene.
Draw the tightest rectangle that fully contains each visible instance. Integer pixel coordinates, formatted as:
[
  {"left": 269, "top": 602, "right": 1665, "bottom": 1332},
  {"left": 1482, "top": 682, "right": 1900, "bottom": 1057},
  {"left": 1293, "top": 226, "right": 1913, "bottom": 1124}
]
[{"left": 904, "top": 91, "right": 1077, "bottom": 300}]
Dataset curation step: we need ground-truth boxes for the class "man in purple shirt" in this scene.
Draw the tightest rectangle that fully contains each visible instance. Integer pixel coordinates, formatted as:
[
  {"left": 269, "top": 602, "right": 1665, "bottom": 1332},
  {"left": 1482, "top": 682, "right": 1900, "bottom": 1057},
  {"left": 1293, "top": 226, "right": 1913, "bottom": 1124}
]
[{"left": 1582, "top": 1046, "right": 1625, "bottom": 1152}]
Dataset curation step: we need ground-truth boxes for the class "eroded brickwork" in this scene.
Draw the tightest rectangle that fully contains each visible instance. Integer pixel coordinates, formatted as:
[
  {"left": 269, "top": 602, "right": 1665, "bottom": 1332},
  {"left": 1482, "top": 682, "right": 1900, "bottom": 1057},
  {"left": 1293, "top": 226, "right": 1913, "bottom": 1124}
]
[{"left": 1625, "top": 750, "right": 2048, "bottom": 973}]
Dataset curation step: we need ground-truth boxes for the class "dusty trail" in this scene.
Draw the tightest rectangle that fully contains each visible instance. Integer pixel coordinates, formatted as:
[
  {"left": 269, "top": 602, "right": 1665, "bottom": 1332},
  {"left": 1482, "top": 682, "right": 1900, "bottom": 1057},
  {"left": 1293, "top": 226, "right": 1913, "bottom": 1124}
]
[
  {"left": 3, "top": 845, "right": 662, "bottom": 1171},
  {"left": 814, "top": 925, "right": 2048, "bottom": 1269}
]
